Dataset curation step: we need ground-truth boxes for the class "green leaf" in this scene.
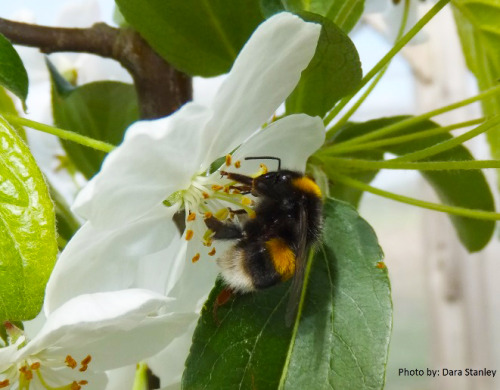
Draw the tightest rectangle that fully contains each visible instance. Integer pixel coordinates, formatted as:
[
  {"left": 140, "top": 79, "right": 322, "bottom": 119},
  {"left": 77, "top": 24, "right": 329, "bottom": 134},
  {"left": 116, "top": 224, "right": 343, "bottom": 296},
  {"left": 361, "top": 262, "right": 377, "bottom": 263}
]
[
  {"left": 285, "top": 13, "right": 362, "bottom": 117},
  {"left": 49, "top": 184, "right": 81, "bottom": 249},
  {"left": 0, "top": 86, "right": 25, "bottom": 140},
  {"left": 451, "top": 0, "right": 500, "bottom": 183},
  {"left": 326, "top": 117, "right": 496, "bottom": 252},
  {"left": 49, "top": 65, "right": 139, "bottom": 179},
  {"left": 260, "top": 0, "right": 364, "bottom": 32},
  {"left": 116, "top": 0, "right": 264, "bottom": 77},
  {"left": 0, "top": 115, "right": 58, "bottom": 321},
  {"left": 183, "top": 198, "right": 391, "bottom": 390},
  {"left": 0, "top": 33, "right": 28, "bottom": 108}
]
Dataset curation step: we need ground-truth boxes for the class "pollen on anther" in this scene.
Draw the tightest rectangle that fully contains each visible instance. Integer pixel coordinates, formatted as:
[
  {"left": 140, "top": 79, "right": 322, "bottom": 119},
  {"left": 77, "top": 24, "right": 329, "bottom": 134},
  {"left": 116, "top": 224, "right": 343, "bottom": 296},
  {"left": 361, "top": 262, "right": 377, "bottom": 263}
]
[
  {"left": 66, "top": 355, "right": 77, "bottom": 369},
  {"left": 204, "top": 212, "right": 213, "bottom": 219},
  {"left": 0, "top": 379, "right": 10, "bottom": 388},
  {"left": 192, "top": 253, "right": 201, "bottom": 263},
  {"left": 71, "top": 381, "right": 82, "bottom": 390},
  {"left": 79, "top": 381, "right": 88, "bottom": 385},
  {"left": 241, "top": 197, "right": 252, "bottom": 206},
  {"left": 234, "top": 160, "right": 241, "bottom": 168},
  {"left": 211, "top": 184, "right": 223, "bottom": 191},
  {"left": 30, "top": 362, "right": 41, "bottom": 370},
  {"left": 208, "top": 248, "right": 216, "bottom": 256},
  {"left": 187, "top": 212, "right": 196, "bottom": 222},
  {"left": 81, "top": 355, "right": 92, "bottom": 365},
  {"left": 202, "top": 192, "right": 210, "bottom": 199},
  {"left": 225, "top": 154, "right": 232, "bottom": 166},
  {"left": 185, "top": 230, "right": 194, "bottom": 241}
]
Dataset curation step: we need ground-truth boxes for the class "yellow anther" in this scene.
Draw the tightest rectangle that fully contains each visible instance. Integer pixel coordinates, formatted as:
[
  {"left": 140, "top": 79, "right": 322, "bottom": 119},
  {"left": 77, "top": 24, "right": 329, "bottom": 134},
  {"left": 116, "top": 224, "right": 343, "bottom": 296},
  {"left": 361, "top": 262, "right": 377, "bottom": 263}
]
[
  {"left": 187, "top": 212, "right": 196, "bottom": 222},
  {"left": 66, "top": 355, "right": 77, "bottom": 369},
  {"left": 214, "top": 208, "right": 229, "bottom": 220},
  {"left": 204, "top": 212, "right": 213, "bottom": 219},
  {"left": 211, "top": 184, "right": 224, "bottom": 191},
  {"left": 30, "top": 362, "right": 41, "bottom": 370},
  {"left": 185, "top": 230, "right": 194, "bottom": 241},
  {"left": 202, "top": 192, "right": 210, "bottom": 199},
  {"left": 225, "top": 154, "right": 232, "bottom": 166},
  {"left": 0, "top": 380, "right": 10, "bottom": 388},
  {"left": 208, "top": 248, "right": 216, "bottom": 256},
  {"left": 241, "top": 197, "right": 252, "bottom": 206},
  {"left": 192, "top": 253, "right": 200, "bottom": 263},
  {"left": 234, "top": 160, "right": 241, "bottom": 168},
  {"left": 79, "top": 380, "right": 88, "bottom": 385}
]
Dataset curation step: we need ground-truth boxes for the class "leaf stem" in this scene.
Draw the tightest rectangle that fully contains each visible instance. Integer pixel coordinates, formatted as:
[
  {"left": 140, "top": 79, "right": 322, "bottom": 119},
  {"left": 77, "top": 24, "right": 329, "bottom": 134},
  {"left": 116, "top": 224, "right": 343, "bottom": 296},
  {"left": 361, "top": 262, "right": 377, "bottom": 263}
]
[
  {"left": 393, "top": 116, "right": 500, "bottom": 162},
  {"left": 324, "top": 118, "right": 484, "bottom": 155},
  {"left": 323, "top": 157, "right": 500, "bottom": 170},
  {"left": 324, "top": 0, "right": 451, "bottom": 128},
  {"left": 329, "top": 84, "right": 500, "bottom": 151},
  {"left": 1, "top": 113, "right": 115, "bottom": 153},
  {"left": 328, "top": 171, "right": 500, "bottom": 220},
  {"left": 331, "top": 0, "right": 411, "bottom": 131}
]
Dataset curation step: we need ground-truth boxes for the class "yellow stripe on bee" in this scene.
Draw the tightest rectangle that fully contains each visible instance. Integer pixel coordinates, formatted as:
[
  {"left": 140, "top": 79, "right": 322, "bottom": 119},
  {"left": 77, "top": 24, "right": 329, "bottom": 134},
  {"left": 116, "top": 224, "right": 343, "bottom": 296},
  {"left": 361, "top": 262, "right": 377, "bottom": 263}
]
[
  {"left": 265, "top": 238, "right": 295, "bottom": 281},
  {"left": 291, "top": 176, "right": 322, "bottom": 198}
]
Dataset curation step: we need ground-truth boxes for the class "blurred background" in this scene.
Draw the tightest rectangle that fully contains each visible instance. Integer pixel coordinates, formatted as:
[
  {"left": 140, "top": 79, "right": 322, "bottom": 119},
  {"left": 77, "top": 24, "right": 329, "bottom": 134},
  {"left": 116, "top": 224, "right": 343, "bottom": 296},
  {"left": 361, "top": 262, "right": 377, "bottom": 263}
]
[{"left": 2, "top": 1, "right": 499, "bottom": 389}]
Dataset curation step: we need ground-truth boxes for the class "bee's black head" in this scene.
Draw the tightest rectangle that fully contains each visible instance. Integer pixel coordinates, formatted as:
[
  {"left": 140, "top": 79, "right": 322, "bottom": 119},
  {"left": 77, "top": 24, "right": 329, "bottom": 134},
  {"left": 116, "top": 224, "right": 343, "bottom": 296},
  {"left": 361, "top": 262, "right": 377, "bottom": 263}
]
[{"left": 252, "top": 170, "right": 303, "bottom": 198}]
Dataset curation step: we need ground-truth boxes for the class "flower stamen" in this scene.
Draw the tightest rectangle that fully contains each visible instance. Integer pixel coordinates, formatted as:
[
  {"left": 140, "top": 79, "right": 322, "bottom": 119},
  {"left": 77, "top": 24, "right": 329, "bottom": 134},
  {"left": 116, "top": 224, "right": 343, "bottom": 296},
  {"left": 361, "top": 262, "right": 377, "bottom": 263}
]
[
  {"left": 0, "top": 380, "right": 9, "bottom": 388},
  {"left": 225, "top": 154, "right": 232, "bottom": 166},
  {"left": 192, "top": 253, "right": 200, "bottom": 263},
  {"left": 65, "top": 355, "right": 77, "bottom": 369},
  {"left": 187, "top": 212, "right": 196, "bottom": 222},
  {"left": 185, "top": 230, "right": 194, "bottom": 241}
]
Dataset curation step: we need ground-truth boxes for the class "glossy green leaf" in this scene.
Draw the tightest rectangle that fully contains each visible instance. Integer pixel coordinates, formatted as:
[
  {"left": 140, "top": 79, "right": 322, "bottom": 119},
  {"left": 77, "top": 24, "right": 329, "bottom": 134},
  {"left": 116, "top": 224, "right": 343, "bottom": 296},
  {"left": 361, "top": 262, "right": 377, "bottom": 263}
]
[
  {"left": 49, "top": 65, "right": 139, "bottom": 179},
  {"left": 286, "top": 13, "right": 362, "bottom": 117},
  {"left": 260, "top": 0, "right": 364, "bottom": 32},
  {"left": 0, "top": 86, "right": 25, "bottom": 140},
  {"left": 451, "top": 0, "right": 500, "bottom": 186},
  {"left": 0, "top": 33, "right": 28, "bottom": 108},
  {"left": 0, "top": 115, "right": 58, "bottom": 321},
  {"left": 183, "top": 198, "right": 391, "bottom": 390},
  {"left": 49, "top": 184, "right": 81, "bottom": 249},
  {"left": 325, "top": 117, "right": 496, "bottom": 252},
  {"left": 116, "top": 0, "right": 264, "bottom": 77}
]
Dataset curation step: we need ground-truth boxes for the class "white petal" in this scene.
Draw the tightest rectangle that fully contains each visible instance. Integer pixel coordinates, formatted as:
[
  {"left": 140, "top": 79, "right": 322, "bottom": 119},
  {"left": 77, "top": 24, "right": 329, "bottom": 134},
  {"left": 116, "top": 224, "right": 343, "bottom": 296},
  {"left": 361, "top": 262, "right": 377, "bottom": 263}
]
[
  {"left": 45, "top": 205, "right": 180, "bottom": 314},
  {"left": 26, "top": 289, "right": 196, "bottom": 370},
  {"left": 73, "top": 102, "right": 212, "bottom": 228},
  {"left": 229, "top": 114, "right": 325, "bottom": 174},
  {"left": 200, "top": 12, "right": 321, "bottom": 167},
  {"left": 0, "top": 338, "right": 24, "bottom": 372}
]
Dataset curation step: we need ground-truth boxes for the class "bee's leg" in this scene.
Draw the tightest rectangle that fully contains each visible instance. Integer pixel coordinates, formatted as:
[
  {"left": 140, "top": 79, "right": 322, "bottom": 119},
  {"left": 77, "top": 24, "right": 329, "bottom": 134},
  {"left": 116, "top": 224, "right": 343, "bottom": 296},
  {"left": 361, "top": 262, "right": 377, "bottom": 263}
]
[
  {"left": 220, "top": 171, "right": 253, "bottom": 186},
  {"left": 213, "top": 287, "right": 233, "bottom": 326},
  {"left": 229, "top": 185, "right": 252, "bottom": 194},
  {"left": 205, "top": 216, "right": 243, "bottom": 239}
]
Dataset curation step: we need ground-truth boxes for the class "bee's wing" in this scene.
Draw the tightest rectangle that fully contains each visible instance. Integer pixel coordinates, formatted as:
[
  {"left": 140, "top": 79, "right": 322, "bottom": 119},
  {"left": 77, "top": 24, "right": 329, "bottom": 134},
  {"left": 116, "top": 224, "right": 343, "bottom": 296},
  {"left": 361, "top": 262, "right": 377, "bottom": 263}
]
[{"left": 285, "top": 205, "right": 309, "bottom": 327}]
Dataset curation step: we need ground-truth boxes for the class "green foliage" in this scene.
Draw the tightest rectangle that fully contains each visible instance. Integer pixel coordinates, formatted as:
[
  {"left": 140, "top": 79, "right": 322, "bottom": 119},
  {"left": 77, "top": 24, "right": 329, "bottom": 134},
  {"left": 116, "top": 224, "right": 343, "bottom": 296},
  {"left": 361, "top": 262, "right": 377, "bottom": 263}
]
[
  {"left": 260, "top": 0, "right": 364, "bottom": 32},
  {"left": 0, "top": 33, "right": 28, "bottom": 109},
  {"left": 183, "top": 198, "right": 392, "bottom": 390},
  {"left": 49, "top": 63, "right": 139, "bottom": 179},
  {"left": 286, "top": 13, "right": 362, "bottom": 117},
  {"left": 0, "top": 86, "right": 25, "bottom": 140},
  {"left": 451, "top": 0, "right": 500, "bottom": 182},
  {"left": 0, "top": 115, "right": 57, "bottom": 321},
  {"left": 116, "top": 0, "right": 264, "bottom": 77},
  {"left": 324, "top": 117, "right": 496, "bottom": 252}
]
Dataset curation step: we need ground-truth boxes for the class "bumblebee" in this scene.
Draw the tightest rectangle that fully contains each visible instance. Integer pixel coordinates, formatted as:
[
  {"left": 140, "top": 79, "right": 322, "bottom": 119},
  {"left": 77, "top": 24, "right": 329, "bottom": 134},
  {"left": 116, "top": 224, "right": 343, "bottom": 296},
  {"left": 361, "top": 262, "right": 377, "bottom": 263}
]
[{"left": 205, "top": 157, "right": 323, "bottom": 323}]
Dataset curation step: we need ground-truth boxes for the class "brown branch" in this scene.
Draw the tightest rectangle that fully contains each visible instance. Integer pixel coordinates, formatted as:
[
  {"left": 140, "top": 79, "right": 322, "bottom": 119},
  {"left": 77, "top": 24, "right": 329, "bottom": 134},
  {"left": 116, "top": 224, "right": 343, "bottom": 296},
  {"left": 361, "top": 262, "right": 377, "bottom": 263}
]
[{"left": 0, "top": 17, "right": 192, "bottom": 119}]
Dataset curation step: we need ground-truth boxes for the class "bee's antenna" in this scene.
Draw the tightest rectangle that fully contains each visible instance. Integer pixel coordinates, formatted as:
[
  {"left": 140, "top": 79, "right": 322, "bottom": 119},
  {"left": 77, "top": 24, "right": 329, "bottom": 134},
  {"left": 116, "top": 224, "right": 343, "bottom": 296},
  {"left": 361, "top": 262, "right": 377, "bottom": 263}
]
[{"left": 244, "top": 156, "right": 281, "bottom": 171}]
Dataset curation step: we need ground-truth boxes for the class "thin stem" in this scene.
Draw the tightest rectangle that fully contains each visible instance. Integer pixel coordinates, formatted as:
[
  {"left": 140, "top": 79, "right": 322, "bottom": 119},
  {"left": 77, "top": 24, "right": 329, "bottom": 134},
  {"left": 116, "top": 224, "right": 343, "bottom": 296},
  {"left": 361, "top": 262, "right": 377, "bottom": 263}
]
[
  {"left": 329, "top": 84, "right": 500, "bottom": 151},
  {"left": 323, "top": 157, "right": 500, "bottom": 170},
  {"left": 324, "top": 0, "right": 451, "bottom": 128},
  {"left": 393, "top": 115, "right": 500, "bottom": 162},
  {"left": 323, "top": 118, "right": 484, "bottom": 155},
  {"left": 328, "top": 171, "right": 500, "bottom": 221},
  {"left": 2, "top": 114, "right": 115, "bottom": 153},
  {"left": 331, "top": 0, "right": 411, "bottom": 131}
]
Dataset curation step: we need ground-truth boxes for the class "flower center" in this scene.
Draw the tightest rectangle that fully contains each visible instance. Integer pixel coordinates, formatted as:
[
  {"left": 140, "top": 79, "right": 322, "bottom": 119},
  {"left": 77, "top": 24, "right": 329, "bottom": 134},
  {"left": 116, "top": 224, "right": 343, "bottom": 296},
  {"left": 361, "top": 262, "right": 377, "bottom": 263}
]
[
  {"left": 1, "top": 354, "right": 92, "bottom": 390},
  {"left": 166, "top": 155, "right": 263, "bottom": 262}
]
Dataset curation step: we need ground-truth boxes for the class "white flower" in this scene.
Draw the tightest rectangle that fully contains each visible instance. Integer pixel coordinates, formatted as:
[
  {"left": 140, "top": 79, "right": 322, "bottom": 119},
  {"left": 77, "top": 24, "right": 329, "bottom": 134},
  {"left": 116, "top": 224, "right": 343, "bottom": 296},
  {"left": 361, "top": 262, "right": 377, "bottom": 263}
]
[
  {"left": 46, "top": 11, "right": 324, "bottom": 312},
  {"left": 44, "top": 13, "right": 325, "bottom": 386},
  {"left": 0, "top": 289, "right": 194, "bottom": 390}
]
